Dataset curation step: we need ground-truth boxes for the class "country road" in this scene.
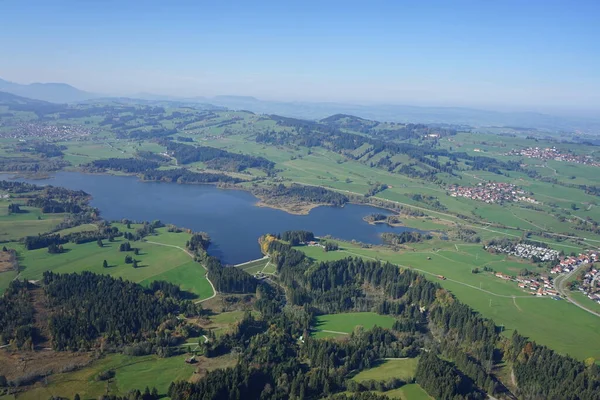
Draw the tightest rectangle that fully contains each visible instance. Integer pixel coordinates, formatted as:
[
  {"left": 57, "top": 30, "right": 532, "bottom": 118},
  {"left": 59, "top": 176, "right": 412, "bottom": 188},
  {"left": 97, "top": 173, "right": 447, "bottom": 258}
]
[
  {"left": 554, "top": 265, "right": 600, "bottom": 318},
  {"left": 144, "top": 240, "right": 217, "bottom": 303}
]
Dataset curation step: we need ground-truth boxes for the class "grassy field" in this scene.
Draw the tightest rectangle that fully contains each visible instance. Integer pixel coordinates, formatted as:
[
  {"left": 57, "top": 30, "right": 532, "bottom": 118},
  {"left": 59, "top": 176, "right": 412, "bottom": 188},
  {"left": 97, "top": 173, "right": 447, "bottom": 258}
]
[
  {"left": 0, "top": 204, "right": 65, "bottom": 242},
  {"left": 9, "top": 352, "right": 237, "bottom": 399},
  {"left": 347, "top": 358, "right": 430, "bottom": 400},
  {"left": 351, "top": 358, "right": 418, "bottom": 382},
  {"left": 0, "top": 227, "right": 213, "bottom": 300},
  {"left": 234, "top": 257, "right": 270, "bottom": 275},
  {"left": 313, "top": 312, "right": 395, "bottom": 338},
  {"left": 337, "top": 384, "right": 431, "bottom": 400},
  {"left": 300, "top": 242, "right": 600, "bottom": 360}
]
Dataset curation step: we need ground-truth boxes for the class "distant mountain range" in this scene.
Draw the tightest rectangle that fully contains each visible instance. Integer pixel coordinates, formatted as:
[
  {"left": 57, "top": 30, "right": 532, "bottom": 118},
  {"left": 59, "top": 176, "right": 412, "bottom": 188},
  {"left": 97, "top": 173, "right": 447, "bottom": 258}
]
[
  {"left": 0, "top": 78, "right": 100, "bottom": 103},
  {"left": 1, "top": 77, "right": 599, "bottom": 132}
]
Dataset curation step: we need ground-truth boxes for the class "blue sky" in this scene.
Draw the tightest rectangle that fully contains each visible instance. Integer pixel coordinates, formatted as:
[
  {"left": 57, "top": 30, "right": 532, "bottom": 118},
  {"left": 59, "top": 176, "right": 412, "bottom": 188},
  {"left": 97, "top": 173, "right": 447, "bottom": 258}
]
[{"left": 0, "top": 0, "right": 599, "bottom": 111}]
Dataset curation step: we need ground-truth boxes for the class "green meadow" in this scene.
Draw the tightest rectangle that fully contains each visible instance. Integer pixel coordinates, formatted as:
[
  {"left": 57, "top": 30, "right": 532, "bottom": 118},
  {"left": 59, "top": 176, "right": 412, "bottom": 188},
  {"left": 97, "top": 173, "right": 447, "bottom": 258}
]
[
  {"left": 313, "top": 312, "right": 395, "bottom": 338},
  {"left": 345, "top": 358, "right": 431, "bottom": 400},
  {"left": 300, "top": 241, "right": 600, "bottom": 360},
  {"left": 0, "top": 204, "right": 66, "bottom": 242},
  {"left": 13, "top": 353, "right": 197, "bottom": 399},
  {"left": 351, "top": 358, "right": 419, "bottom": 382},
  {"left": 1, "top": 226, "right": 213, "bottom": 300},
  {"left": 234, "top": 257, "right": 270, "bottom": 274}
]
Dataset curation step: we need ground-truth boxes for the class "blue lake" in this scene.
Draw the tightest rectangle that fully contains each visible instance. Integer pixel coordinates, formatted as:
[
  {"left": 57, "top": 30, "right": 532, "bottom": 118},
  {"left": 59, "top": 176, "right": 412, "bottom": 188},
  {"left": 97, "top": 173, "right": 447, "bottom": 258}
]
[{"left": 3, "top": 172, "right": 419, "bottom": 264}]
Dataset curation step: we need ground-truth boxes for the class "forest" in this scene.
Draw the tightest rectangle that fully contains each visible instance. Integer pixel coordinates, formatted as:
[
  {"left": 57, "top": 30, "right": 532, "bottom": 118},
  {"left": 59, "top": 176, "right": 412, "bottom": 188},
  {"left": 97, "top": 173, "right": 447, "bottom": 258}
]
[
  {"left": 84, "top": 157, "right": 161, "bottom": 173},
  {"left": 141, "top": 168, "right": 241, "bottom": 184},
  {"left": 3, "top": 222, "right": 600, "bottom": 399},
  {"left": 16, "top": 141, "right": 66, "bottom": 158},
  {"left": 0, "top": 271, "right": 201, "bottom": 353},
  {"left": 163, "top": 141, "right": 275, "bottom": 172},
  {"left": 254, "top": 183, "right": 349, "bottom": 207},
  {"left": 380, "top": 231, "right": 432, "bottom": 245}
]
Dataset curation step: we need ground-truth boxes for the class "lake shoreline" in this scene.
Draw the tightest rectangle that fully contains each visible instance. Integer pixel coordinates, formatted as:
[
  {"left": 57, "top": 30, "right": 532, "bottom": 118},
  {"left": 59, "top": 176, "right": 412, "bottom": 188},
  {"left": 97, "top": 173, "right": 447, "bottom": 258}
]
[
  {"left": 1, "top": 169, "right": 354, "bottom": 217},
  {"left": 1, "top": 171, "right": 420, "bottom": 264}
]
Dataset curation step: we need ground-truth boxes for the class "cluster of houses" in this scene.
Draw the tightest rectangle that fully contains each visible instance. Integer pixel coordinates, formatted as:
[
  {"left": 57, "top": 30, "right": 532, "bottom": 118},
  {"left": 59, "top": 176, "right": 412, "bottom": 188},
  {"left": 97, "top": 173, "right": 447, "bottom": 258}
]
[
  {"left": 549, "top": 251, "right": 600, "bottom": 305},
  {"left": 494, "top": 272, "right": 559, "bottom": 297},
  {"left": 508, "top": 146, "right": 600, "bottom": 167},
  {"left": 2, "top": 122, "right": 94, "bottom": 140},
  {"left": 550, "top": 251, "right": 598, "bottom": 275},
  {"left": 489, "top": 249, "right": 600, "bottom": 303},
  {"left": 305, "top": 241, "right": 325, "bottom": 248},
  {"left": 578, "top": 267, "right": 600, "bottom": 304},
  {"left": 485, "top": 242, "right": 559, "bottom": 262},
  {"left": 448, "top": 182, "right": 538, "bottom": 204}
]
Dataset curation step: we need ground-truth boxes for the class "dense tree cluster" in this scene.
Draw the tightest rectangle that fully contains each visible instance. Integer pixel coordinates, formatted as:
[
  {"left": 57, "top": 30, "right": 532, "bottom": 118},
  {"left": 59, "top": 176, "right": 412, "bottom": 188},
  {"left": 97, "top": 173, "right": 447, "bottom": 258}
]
[
  {"left": 16, "top": 141, "right": 66, "bottom": 157},
  {"left": 135, "top": 150, "right": 171, "bottom": 162},
  {"left": 23, "top": 233, "right": 63, "bottom": 250},
  {"left": 254, "top": 183, "right": 348, "bottom": 207},
  {"left": 263, "top": 235, "right": 438, "bottom": 313},
  {"left": 281, "top": 230, "right": 315, "bottom": 245},
  {"left": 23, "top": 225, "right": 123, "bottom": 250},
  {"left": 0, "top": 180, "right": 42, "bottom": 193},
  {"left": 409, "top": 193, "right": 447, "bottom": 211},
  {"left": 141, "top": 168, "right": 241, "bottom": 184},
  {"left": 25, "top": 185, "right": 92, "bottom": 215},
  {"left": 0, "top": 158, "right": 69, "bottom": 172},
  {"left": 85, "top": 158, "right": 160, "bottom": 173},
  {"left": 380, "top": 231, "right": 432, "bottom": 245},
  {"left": 7, "top": 203, "right": 22, "bottom": 214},
  {"left": 163, "top": 141, "right": 274, "bottom": 172},
  {"left": 0, "top": 280, "right": 35, "bottom": 349},
  {"left": 43, "top": 271, "right": 192, "bottom": 350},
  {"left": 302, "top": 326, "right": 420, "bottom": 371},
  {"left": 320, "top": 114, "right": 457, "bottom": 140},
  {"left": 415, "top": 353, "right": 485, "bottom": 400},
  {"left": 505, "top": 331, "right": 600, "bottom": 400}
]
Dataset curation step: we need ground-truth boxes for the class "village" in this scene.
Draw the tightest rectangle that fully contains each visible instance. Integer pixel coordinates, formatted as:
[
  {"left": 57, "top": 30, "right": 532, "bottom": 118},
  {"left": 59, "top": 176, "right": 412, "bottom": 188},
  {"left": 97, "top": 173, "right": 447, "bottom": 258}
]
[
  {"left": 490, "top": 249, "right": 600, "bottom": 303},
  {"left": 0, "top": 122, "right": 94, "bottom": 140},
  {"left": 485, "top": 242, "right": 560, "bottom": 262},
  {"left": 447, "top": 181, "right": 538, "bottom": 204},
  {"left": 508, "top": 146, "right": 600, "bottom": 167},
  {"left": 493, "top": 271, "right": 560, "bottom": 298},
  {"left": 577, "top": 266, "right": 600, "bottom": 304},
  {"left": 551, "top": 251, "right": 600, "bottom": 304}
]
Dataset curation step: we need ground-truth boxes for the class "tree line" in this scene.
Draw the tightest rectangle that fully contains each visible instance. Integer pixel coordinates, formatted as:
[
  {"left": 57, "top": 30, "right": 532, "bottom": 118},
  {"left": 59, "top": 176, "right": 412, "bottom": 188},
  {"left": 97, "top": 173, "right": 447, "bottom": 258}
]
[
  {"left": 85, "top": 158, "right": 161, "bottom": 173},
  {"left": 253, "top": 183, "right": 349, "bottom": 207},
  {"left": 163, "top": 141, "right": 274, "bottom": 172}
]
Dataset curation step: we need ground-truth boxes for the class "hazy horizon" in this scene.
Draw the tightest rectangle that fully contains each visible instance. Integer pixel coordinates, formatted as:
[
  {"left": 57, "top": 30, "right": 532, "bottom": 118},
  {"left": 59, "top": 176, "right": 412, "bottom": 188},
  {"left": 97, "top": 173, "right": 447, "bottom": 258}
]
[{"left": 1, "top": 0, "right": 599, "bottom": 114}]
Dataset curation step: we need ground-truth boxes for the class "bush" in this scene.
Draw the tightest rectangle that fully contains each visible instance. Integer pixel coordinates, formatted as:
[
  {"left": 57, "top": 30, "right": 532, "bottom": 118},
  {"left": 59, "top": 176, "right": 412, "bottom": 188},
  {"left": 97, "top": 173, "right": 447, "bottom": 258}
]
[{"left": 96, "top": 369, "right": 115, "bottom": 381}]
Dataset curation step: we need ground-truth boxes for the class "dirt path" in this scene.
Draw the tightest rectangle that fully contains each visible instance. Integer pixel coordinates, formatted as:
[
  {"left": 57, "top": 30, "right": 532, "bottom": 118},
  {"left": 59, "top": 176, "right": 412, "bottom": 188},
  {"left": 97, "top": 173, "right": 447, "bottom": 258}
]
[
  {"left": 319, "top": 330, "right": 349, "bottom": 335},
  {"left": 512, "top": 296, "right": 522, "bottom": 312},
  {"left": 144, "top": 240, "right": 217, "bottom": 303}
]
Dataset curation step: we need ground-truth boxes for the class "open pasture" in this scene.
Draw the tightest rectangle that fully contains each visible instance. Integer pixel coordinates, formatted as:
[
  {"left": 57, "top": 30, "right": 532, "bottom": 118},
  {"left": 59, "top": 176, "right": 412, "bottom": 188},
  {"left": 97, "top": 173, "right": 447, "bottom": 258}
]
[{"left": 313, "top": 312, "right": 395, "bottom": 338}]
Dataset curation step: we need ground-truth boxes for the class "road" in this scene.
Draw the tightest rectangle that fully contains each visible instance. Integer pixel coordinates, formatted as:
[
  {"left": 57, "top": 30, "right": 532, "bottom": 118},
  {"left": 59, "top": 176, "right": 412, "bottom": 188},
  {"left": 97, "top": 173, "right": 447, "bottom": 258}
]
[
  {"left": 234, "top": 256, "right": 268, "bottom": 268},
  {"left": 144, "top": 240, "right": 217, "bottom": 303},
  {"left": 554, "top": 265, "right": 600, "bottom": 318}
]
